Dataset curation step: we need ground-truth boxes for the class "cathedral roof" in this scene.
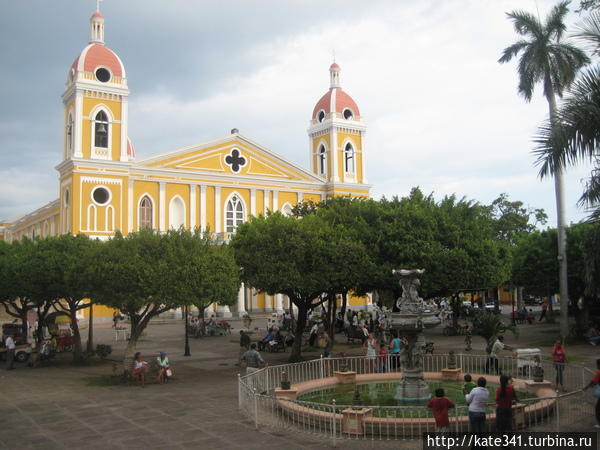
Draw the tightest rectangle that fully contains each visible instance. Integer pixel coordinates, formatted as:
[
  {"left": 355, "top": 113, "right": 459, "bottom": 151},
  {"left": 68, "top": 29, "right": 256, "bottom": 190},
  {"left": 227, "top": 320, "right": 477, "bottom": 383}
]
[
  {"left": 312, "top": 88, "right": 360, "bottom": 120},
  {"left": 312, "top": 63, "right": 359, "bottom": 120},
  {"left": 70, "top": 43, "right": 125, "bottom": 78}
]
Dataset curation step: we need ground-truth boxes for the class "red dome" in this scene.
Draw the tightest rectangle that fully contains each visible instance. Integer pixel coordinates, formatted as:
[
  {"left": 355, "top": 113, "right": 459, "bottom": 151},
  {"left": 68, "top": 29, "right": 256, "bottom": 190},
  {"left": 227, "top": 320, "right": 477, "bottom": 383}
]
[
  {"left": 70, "top": 43, "right": 125, "bottom": 79},
  {"left": 91, "top": 12, "right": 104, "bottom": 19},
  {"left": 127, "top": 137, "right": 136, "bottom": 160},
  {"left": 312, "top": 88, "right": 360, "bottom": 120},
  {"left": 330, "top": 62, "right": 340, "bottom": 70}
]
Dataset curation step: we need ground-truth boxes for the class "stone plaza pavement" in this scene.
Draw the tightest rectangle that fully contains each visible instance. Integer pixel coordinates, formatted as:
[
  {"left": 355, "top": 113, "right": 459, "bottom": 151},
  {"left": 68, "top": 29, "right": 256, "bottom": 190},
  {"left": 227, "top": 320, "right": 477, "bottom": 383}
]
[
  {"left": 0, "top": 319, "right": 418, "bottom": 450},
  {"left": 0, "top": 314, "right": 597, "bottom": 449}
]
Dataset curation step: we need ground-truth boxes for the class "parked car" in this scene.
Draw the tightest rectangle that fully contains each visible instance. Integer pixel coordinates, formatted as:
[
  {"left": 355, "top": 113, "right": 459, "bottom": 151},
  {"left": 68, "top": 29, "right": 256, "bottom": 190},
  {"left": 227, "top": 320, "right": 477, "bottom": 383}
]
[{"left": 484, "top": 299, "right": 501, "bottom": 314}]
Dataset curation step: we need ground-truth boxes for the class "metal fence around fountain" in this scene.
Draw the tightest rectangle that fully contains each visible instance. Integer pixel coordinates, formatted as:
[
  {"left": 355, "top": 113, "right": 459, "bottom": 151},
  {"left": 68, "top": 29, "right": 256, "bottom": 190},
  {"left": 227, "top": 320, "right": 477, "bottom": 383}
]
[{"left": 238, "top": 353, "right": 596, "bottom": 443}]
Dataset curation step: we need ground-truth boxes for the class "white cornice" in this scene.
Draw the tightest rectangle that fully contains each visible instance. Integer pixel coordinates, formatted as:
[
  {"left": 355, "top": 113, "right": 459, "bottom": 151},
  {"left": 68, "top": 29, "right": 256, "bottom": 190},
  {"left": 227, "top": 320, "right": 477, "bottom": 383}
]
[
  {"left": 308, "top": 118, "right": 367, "bottom": 135},
  {"left": 81, "top": 176, "right": 122, "bottom": 185}
]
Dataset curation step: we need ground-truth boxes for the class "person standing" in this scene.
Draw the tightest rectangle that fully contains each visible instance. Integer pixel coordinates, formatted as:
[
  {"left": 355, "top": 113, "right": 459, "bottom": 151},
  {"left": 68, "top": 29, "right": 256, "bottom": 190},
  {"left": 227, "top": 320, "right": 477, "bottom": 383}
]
[
  {"left": 322, "top": 331, "right": 333, "bottom": 358},
  {"left": 156, "top": 352, "right": 171, "bottom": 384},
  {"left": 389, "top": 331, "right": 402, "bottom": 371},
  {"left": 551, "top": 340, "right": 567, "bottom": 391},
  {"left": 427, "top": 388, "right": 455, "bottom": 433},
  {"left": 241, "top": 343, "right": 266, "bottom": 375},
  {"left": 486, "top": 335, "right": 509, "bottom": 375},
  {"left": 309, "top": 322, "right": 319, "bottom": 347},
  {"left": 466, "top": 377, "right": 489, "bottom": 433},
  {"left": 364, "top": 333, "right": 377, "bottom": 373},
  {"left": 538, "top": 301, "right": 548, "bottom": 322},
  {"left": 583, "top": 358, "right": 600, "bottom": 429},
  {"left": 238, "top": 330, "right": 250, "bottom": 365},
  {"left": 5, "top": 334, "right": 15, "bottom": 370},
  {"left": 495, "top": 375, "right": 517, "bottom": 432}
]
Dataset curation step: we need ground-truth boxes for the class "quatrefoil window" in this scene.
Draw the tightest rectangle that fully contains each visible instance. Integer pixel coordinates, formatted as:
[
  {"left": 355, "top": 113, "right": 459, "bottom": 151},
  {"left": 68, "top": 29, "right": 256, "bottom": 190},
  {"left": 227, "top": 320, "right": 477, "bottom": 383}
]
[{"left": 224, "top": 149, "right": 247, "bottom": 173}]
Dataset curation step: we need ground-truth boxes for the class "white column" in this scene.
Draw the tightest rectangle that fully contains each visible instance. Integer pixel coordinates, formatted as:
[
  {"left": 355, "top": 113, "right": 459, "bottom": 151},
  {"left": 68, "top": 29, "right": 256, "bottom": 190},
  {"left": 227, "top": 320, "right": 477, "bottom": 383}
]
[
  {"left": 74, "top": 89, "right": 84, "bottom": 158},
  {"left": 264, "top": 294, "right": 273, "bottom": 312},
  {"left": 321, "top": 192, "right": 326, "bottom": 201},
  {"left": 236, "top": 282, "right": 246, "bottom": 317},
  {"left": 360, "top": 131, "right": 367, "bottom": 183},
  {"left": 127, "top": 179, "right": 134, "bottom": 232},
  {"left": 159, "top": 182, "right": 166, "bottom": 231},
  {"left": 120, "top": 96, "right": 129, "bottom": 162},
  {"left": 189, "top": 184, "right": 196, "bottom": 230},
  {"left": 331, "top": 127, "right": 339, "bottom": 182},
  {"left": 263, "top": 190, "right": 270, "bottom": 215},
  {"left": 297, "top": 191, "right": 303, "bottom": 204},
  {"left": 200, "top": 185, "right": 206, "bottom": 231},
  {"left": 309, "top": 136, "right": 315, "bottom": 173},
  {"left": 215, "top": 186, "right": 222, "bottom": 233},
  {"left": 275, "top": 294, "right": 284, "bottom": 312},
  {"left": 250, "top": 188, "right": 256, "bottom": 217},
  {"left": 272, "top": 191, "right": 279, "bottom": 211}
]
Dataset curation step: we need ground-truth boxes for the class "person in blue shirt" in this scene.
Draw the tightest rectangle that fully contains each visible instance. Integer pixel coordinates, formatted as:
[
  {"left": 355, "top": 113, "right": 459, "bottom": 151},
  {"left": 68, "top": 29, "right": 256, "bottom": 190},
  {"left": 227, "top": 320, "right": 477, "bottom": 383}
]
[{"left": 389, "top": 330, "right": 403, "bottom": 371}]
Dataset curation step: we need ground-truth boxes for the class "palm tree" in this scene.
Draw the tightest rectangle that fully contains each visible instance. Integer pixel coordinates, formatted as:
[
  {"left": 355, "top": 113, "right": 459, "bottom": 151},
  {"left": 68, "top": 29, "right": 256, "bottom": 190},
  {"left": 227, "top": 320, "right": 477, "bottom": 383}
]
[
  {"left": 536, "top": 11, "right": 600, "bottom": 222},
  {"left": 499, "top": 1, "right": 590, "bottom": 340}
]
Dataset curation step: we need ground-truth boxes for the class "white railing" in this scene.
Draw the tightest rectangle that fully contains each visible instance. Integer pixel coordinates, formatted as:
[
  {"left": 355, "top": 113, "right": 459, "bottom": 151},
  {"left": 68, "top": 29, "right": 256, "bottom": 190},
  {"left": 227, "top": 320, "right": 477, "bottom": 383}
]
[{"left": 238, "top": 353, "right": 595, "bottom": 441}]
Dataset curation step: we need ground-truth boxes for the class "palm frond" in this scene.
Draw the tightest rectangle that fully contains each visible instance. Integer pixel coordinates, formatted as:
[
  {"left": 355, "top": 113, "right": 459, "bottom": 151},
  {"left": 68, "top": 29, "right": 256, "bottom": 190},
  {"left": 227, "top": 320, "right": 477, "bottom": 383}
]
[
  {"left": 498, "top": 40, "right": 530, "bottom": 64},
  {"left": 506, "top": 10, "right": 543, "bottom": 38},
  {"left": 545, "top": 1, "right": 571, "bottom": 41},
  {"left": 534, "top": 66, "right": 600, "bottom": 176},
  {"left": 575, "top": 10, "right": 600, "bottom": 55},
  {"left": 579, "top": 168, "right": 600, "bottom": 207}
]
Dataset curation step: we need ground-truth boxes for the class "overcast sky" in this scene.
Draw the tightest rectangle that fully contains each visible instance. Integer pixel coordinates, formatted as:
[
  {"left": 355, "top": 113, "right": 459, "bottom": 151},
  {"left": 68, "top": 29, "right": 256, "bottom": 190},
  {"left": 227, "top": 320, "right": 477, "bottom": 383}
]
[{"left": 0, "top": 0, "right": 594, "bottom": 226}]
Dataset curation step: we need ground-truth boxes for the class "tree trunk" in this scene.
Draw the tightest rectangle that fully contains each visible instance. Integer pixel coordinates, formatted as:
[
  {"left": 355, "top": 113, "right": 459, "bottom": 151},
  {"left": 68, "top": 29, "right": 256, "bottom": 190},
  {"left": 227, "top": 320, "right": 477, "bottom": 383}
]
[
  {"left": 329, "top": 294, "right": 338, "bottom": 347},
  {"left": 546, "top": 86, "right": 570, "bottom": 341},
  {"left": 340, "top": 292, "right": 348, "bottom": 322},
  {"left": 70, "top": 309, "right": 83, "bottom": 362},
  {"left": 86, "top": 303, "right": 94, "bottom": 354},
  {"left": 289, "top": 304, "right": 308, "bottom": 362}
]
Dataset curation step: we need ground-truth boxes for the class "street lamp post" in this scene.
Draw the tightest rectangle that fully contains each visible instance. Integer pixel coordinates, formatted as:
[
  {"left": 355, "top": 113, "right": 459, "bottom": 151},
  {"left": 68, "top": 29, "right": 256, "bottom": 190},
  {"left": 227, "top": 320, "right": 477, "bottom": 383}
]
[{"left": 184, "top": 304, "right": 191, "bottom": 357}]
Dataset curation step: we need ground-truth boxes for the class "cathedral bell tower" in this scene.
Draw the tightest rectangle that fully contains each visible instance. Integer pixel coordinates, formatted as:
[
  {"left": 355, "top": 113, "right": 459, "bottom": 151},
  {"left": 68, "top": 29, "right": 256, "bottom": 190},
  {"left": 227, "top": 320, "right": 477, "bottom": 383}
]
[
  {"left": 61, "top": 10, "right": 132, "bottom": 163},
  {"left": 56, "top": 8, "right": 134, "bottom": 235},
  {"left": 308, "top": 63, "right": 367, "bottom": 191}
]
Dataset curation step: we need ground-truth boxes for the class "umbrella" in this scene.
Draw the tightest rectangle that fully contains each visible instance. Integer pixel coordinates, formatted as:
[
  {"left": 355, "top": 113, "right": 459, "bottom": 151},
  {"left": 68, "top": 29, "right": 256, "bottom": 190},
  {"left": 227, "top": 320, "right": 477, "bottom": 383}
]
[{"left": 45, "top": 312, "right": 71, "bottom": 325}]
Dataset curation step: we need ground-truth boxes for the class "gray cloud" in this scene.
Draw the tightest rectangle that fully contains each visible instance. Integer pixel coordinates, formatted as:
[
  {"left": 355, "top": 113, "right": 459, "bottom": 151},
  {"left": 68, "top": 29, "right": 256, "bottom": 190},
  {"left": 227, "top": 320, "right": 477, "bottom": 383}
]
[{"left": 0, "top": 0, "right": 593, "bottom": 226}]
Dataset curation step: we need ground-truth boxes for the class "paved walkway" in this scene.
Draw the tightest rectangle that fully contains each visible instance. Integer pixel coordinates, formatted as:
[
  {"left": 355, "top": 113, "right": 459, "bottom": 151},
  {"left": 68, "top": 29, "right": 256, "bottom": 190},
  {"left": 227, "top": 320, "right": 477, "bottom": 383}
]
[{"left": 0, "top": 313, "right": 597, "bottom": 449}]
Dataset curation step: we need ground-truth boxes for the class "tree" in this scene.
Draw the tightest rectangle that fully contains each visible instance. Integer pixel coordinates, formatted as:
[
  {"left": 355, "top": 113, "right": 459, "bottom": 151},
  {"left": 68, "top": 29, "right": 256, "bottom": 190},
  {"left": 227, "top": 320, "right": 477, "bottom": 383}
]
[
  {"left": 41, "top": 235, "right": 99, "bottom": 362},
  {"left": 93, "top": 230, "right": 185, "bottom": 368},
  {"left": 175, "top": 231, "right": 240, "bottom": 335},
  {"left": 488, "top": 193, "right": 547, "bottom": 244},
  {"left": 535, "top": 12, "right": 600, "bottom": 222},
  {"left": 471, "top": 313, "right": 517, "bottom": 353},
  {"left": 232, "top": 213, "right": 350, "bottom": 361},
  {"left": 499, "top": 1, "right": 590, "bottom": 340}
]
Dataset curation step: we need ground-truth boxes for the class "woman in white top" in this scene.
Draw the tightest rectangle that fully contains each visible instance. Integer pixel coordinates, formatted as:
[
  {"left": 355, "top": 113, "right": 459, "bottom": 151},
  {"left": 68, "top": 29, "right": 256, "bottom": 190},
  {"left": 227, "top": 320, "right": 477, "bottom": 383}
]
[
  {"left": 465, "top": 376, "right": 489, "bottom": 432},
  {"left": 364, "top": 333, "right": 377, "bottom": 373}
]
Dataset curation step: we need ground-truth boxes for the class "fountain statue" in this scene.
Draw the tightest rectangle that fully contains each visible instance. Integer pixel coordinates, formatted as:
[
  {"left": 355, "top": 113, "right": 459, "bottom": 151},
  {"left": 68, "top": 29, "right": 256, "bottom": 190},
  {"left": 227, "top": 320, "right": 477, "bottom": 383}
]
[{"left": 391, "top": 269, "right": 440, "bottom": 401}]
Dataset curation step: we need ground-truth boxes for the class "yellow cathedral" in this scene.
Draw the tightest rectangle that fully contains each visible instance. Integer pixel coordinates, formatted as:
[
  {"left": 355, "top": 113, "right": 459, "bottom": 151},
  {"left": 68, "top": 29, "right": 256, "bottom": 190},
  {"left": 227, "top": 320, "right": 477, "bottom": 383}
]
[{"left": 0, "top": 11, "right": 373, "bottom": 318}]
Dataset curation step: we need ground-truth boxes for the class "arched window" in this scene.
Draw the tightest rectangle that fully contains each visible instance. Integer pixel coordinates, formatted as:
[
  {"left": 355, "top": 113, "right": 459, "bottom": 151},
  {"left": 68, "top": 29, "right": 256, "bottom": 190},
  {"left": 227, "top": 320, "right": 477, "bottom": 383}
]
[
  {"left": 94, "top": 111, "right": 109, "bottom": 148},
  {"left": 66, "top": 113, "right": 74, "bottom": 156},
  {"left": 226, "top": 194, "right": 245, "bottom": 233},
  {"left": 344, "top": 142, "right": 355, "bottom": 174},
  {"left": 169, "top": 196, "right": 185, "bottom": 229},
  {"left": 139, "top": 196, "right": 153, "bottom": 229},
  {"left": 318, "top": 145, "right": 327, "bottom": 175},
  {"left": 282, "top": 203, "right": 293, "bottom": 217}
]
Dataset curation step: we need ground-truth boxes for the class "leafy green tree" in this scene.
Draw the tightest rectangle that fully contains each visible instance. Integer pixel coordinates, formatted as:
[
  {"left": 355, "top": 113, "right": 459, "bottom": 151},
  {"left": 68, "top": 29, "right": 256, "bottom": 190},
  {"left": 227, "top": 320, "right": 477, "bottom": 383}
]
[
  {"left": 174, "top": 231, "right": 239, "bottom": 333},
  {"left": 488, "top": 193, "right": 547, "bottom": 244},
  {"left": 41, "top": 234, "right": 99, "bottom": 362},
  {"left": 93, "top": 230, "right": 185, "bottom": 367},
  {"left": 499, "top": 1, "right": 590, "bottom": 339},
  {"left": 232, "top": 213, "right": 352, "bottom": 361}
]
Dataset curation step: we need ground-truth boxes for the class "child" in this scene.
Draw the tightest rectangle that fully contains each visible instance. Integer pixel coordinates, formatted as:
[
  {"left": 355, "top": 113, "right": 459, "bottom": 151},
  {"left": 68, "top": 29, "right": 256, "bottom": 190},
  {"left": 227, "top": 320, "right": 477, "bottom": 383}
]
[
  {"left": 378, "top": 342, "right": 388, "bottom": 373},
  {"left": 427, "top": 388, "right": 455, "bottom": 432},
  {"left": 462, "top": 374, "right": 476, "bottom": 394}
]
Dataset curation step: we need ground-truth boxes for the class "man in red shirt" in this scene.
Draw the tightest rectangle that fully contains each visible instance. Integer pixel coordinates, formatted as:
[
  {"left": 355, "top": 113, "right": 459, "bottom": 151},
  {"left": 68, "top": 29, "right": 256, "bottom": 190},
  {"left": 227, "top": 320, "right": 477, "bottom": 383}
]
[
  {"left": 427, "top": 388, "right": 455, "bottom": 432},
  {"left": 584, "top": 358, "right": 600, "bottom": 429}
]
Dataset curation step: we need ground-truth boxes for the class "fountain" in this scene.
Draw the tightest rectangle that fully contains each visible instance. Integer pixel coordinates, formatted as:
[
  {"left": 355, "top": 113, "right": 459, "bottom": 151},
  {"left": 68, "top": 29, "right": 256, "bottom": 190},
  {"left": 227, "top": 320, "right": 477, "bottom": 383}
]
[{"left": 390, "top": 269, "right": 440, "bottom": 402}]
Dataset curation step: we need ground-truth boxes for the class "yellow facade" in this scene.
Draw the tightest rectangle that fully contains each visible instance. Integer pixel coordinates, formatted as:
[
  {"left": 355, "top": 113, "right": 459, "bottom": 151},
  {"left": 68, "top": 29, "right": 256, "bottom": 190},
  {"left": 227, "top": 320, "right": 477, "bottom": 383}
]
[{"left": 0, "top": 11, "right": 375, "bottom": 316}]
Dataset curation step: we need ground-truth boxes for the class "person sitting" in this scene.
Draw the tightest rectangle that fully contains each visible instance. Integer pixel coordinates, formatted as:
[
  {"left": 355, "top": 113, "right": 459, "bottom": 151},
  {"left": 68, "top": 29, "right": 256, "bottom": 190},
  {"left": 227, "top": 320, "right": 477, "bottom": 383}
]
[
  {"left": 258, "top": 329, "right": 275, "bottom": 351},
  {"left": 586, "top": 327, "right": 600, "bottom": 346},
  {"left": 156, "top": 352, "right": 171, "bottom": 384},
  {"left": 131, "top": 352, "right": 149, "bottom": 387}
]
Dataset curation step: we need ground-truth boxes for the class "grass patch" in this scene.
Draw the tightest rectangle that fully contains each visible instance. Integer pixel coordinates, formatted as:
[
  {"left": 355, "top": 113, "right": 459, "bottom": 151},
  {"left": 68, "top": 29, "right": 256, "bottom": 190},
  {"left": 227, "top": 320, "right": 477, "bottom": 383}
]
[{"left": 83, "top": 375, "right": 125, "bottom": 387}]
